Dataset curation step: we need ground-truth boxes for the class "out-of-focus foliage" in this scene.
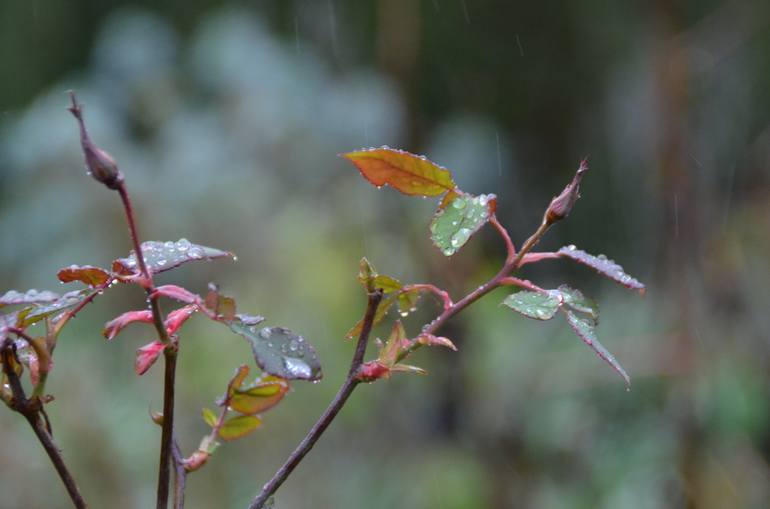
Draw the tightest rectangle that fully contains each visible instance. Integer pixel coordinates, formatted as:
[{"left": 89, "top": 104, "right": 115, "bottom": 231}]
[{"left": 1, "top": 1, "right": 769, "bottom": 508}]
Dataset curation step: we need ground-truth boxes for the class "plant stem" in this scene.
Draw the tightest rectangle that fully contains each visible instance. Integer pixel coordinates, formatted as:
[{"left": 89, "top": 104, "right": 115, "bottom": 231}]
[
  {"left": 116, "top": 182, "right": 175, "bottom": 509},
  {"left": 247, "top": 290, "right": 383, "bottom": 509},
  {"left": 1, "top": 342, "right": 88, "bottom": 509},
  {"left": 172, "top": 434, "right": 187, "bottom": 509}
]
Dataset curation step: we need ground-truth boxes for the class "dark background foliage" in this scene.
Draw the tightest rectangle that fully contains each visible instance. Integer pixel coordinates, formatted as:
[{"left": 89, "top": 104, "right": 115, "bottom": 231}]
[{"left": 1, "top": 1, "right": 768, "bottom": 507}]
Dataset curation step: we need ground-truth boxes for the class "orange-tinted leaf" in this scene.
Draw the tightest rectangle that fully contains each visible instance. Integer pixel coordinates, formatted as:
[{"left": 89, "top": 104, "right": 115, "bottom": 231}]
[
  {"left": 135, "top": 341, "right": 166, "bottom": 375},
  {"left": 230, "top": 377, "right": 289, "bottom": 415},
  {"left": 57, "top": 265, "right": 111, "bottom": 287},
  {"left": 226, "top": 365, "right": 251, "bottom": 398},
  {"left": 103, "top": 310, "right": 153, "bottom": 341},
  {"left": 218, "top": 415, "right": 262, "bottom": 441},
  {"left": 343, "top": 147, "right": 456, "bottom": 197},
  {"left": 164, "top": 305, "right": 197, "bottom": 335},
  {"left": 204, "top": 284, "right": 237, "bottom": 321}
]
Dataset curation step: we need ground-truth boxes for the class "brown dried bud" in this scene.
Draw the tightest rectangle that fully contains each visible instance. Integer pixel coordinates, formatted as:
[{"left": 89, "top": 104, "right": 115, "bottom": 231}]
[
  {"left": 67, "top": 92, "right": 124, "bottom": 190},
  {"left": 545, "top": 158, "right": 588, "bottom": 225}
]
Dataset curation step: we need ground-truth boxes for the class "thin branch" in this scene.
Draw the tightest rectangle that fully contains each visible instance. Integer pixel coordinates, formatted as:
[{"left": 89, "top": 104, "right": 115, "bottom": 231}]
[
  {"left": 400, "top": 284, "right": 453, "bottom": 310},
  {"left": 1, "top": 341, "right": 88, "bottom": 509},
  {"left": 499, "top": 277, "right": 548, "bottom": 293},
  {"left": 248, "top": 290, "right": 383, "bottom": 509},
  {"left": 116, "top": 182, "right": 175, "bottom": 509},
  {"left": 490, "top": 214, "right": 516, "bottom": 263},
  {"left": 172, "top": 435, "right": 187, "bottom": 509}
]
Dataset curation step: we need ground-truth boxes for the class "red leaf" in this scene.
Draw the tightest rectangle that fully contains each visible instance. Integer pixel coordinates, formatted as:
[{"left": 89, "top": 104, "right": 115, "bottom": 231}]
[
  {"left": 356, "top": 361, "right": 391, "bottom": 382},
  {"left": 342, "top": 147, "right": 457, "bottom": 197},
  {"left": 135, "top": 341, "right": 166, "bottom": 375},
  {"left": 165, "top": 305, "right": 197, "bottom": 335},
  {"left": 417, "top": 333, "right": 458, "bottom": 351},
  {"left": 103, "top": 310, "right": 153, "bottom": 341},
  {"left": 152, "top": 285, "right": 199, "bottom": 304},
  {"left": 57, "top": 265, "right": 111, "bottom": 287}
]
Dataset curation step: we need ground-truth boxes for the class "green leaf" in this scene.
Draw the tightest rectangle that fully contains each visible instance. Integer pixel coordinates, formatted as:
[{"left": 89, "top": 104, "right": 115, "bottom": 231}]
[
  {"left": 558, "top": 285, "right": 599, "bottom": 320},
  {"left": 558, "top": 246, "right": 645, "bottom": 294},
  {"left": 390, "top": 363, "right": 428, "bottom": 375},
  {"left": 564, "top": 310, "right": 630, "bottom": 387},
  {"left": 57, "top": 265, "right": 111, "bottom": 287},
  {"left": 218, "top": 415, "right": 262, "bottom": 441},
  {"left": 345, "top": 296, "right": 394, "bottom": 339},
  {"left": 112, "top": 239, "right": 233, "bottom": 276},
  {"left": 503, "top": 290, "right": 562, "bottom": 320},
  {"left": 0, "top": 289, "right": 60, "bottom": 308},
  {"left": 372, "top": 275, "right": 402, "bottom": 294},
  {"left": 397, "top": 288, "right": 421, "bottom": 317},
  {"left": 430, "top": 192, "right": 496, "bottom": 256},
  {"left": 17, "top": 289, "right": 98, "bottom": 328},
  {"left": 202, "top": 407, "right": 218, "bottom": 428},
  {"left": 342, "top": 147, "right": 456, "bottom": 197},
  {"left": 230, "top": 376, "right": 289, "bottom": 415},
  {"left": 229, "top": 324, "right": 322, "bottom": 381}
]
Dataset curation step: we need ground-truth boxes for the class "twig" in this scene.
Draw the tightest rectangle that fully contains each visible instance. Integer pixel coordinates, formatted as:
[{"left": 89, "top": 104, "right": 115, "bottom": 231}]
[
  {"left": 172, "top": 434, "right": 187, "bottom": 509},
  {"left": 116, "top": 182, "right": 176, "bottom": 509},
  {"left": 1, "top": 341, "right": 88, "bottom": 508},
  {"left": 247, "top": 290, "right": 383, "bottom": 509}
]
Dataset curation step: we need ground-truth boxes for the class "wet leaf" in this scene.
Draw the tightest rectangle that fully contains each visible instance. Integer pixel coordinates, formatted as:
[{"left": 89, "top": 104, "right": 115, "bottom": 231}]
[
  {"left": 558, "top": 246, "right": 645, "bottom": 294},
  {"left": 57, "top": 265, "right": 111, "bottom": 287},
  {"left": 229, "top": 324, "right": 322, "bottom": 381},
  {"left": 397, "top": 288, "right": 421, "bottom": 317},
  {"left": 17, "top": 289, "right": 98, "bottom": 328},
  {"left": 112, "top": 239, "right": 233, "bottom": 276},
  {"left": 564, "top": 310, "right": 629, "bottom": 387},
  {"left": 558, "top": 285, "right": 599, "bottom": 320},
  {"left": 164, "top": 306, "right": 197, "bottom": 335},
  {"left": 416, "top": 333, "right": 457, "bottom": 351},
  {"left": 135, "top": 341, "right": 166, "bottom": 375},
  {"left": 230, "top": 376, "right": 289, "bottom": 415},
  {"left": 0, "top": 289, "right": 60, "bottom": 308},
  {"left": 430, "top": 192, "right": 496, "bottom": 256},
  {"left": 103, "top": 310, "right": 154, "bottom": 341},
  {"left": 202, "top": 407, "right": 218, "bottom": 428},
  {"left": 234, "top": 314, "right": 265, "bottom": 326},
  {"left": 343, "top": 147, "right": 457, "bottom": 197},
  {"left": 218, "top": 415, "right": 262, "bottom": 441},
  {"left": 345, "top": 296, "right": 394, "bottom": 339},
  {"left": 503, "top": 290, "right": 562, "bottom": 320}
]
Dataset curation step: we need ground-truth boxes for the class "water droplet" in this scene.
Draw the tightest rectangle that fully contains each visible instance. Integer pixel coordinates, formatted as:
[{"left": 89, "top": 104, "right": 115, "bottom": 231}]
[
  {"left": 176, "top": 239, "right": 191, "bottom": 251},
  {"left": 283, "top": 358, "right": 312, "bottom": 378},
  {"left": 258, "top": 328, "right": 270, "bottom": 340},
  {"left": 442, "top": 247, "right": 454, "bottom": 256},
  {"left": 452, "top": 198, "right": 466, "bottom": 209},
  {"left": 164, "top": 241, "right": 174, "bottom": 249},
  {"left": 289, "top": 339, "right": 299, "bottom": 352},
  {"left": 399, "top": 310, "right": 409, "bottom": 317},
  {"left": 567, "top": 244, "right": 577, "bottom": 251}
]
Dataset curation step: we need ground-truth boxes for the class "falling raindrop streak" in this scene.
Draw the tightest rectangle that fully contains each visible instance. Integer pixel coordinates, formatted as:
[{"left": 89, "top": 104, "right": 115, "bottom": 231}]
[
  {"left": 515, "top": 34, "right": 524, "bottom": 56},
  {"left": 460, "top": 0, "right": 470, "bottom": 23},
  {"left": 495, "top": 131, "right": 502, "bottom": 177}
]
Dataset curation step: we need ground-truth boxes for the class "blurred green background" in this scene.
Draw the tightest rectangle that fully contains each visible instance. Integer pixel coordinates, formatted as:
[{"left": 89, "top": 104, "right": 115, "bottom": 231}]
[{"left": 1, "top": 1, "right": 769, "bottom": 508}]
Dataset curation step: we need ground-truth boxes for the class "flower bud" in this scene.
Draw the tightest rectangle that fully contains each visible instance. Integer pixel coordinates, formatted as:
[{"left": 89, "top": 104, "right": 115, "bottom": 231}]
[
  {"left": 67, "top": 92, "right": 124, "bottom": 190},
  {"left": 545, "top": 158, "right": 588, "bottom": 225}
]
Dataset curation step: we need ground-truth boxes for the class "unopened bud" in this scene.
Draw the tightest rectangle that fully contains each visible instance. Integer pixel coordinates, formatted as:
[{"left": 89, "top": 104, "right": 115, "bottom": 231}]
[
  {"left": 545, "top": 158, "right": 588, "bottom": 225},
  {"left": 67, "top": 91, "right": 124, "bottom": 190}
]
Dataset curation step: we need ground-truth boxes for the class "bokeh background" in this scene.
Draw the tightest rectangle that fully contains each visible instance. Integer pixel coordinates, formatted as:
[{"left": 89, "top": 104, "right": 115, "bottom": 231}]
[{"left": 1, "top": 1, "right": 769, "bottom": 508}]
